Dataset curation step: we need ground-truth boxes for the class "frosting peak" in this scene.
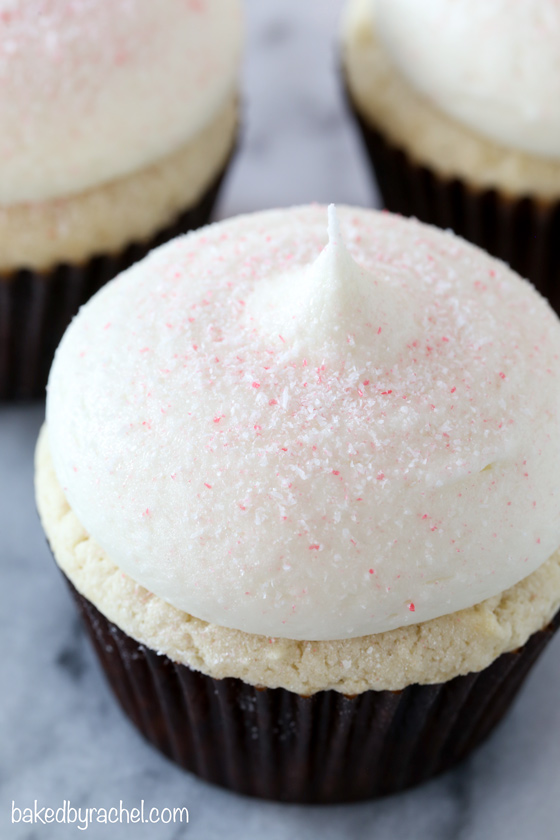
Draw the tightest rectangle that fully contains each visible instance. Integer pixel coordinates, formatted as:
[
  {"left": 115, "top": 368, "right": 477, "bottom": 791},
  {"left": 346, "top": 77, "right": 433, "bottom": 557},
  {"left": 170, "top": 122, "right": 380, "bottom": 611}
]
[{"left": 246, "top": 204, "right": 415, "bottom": 364}]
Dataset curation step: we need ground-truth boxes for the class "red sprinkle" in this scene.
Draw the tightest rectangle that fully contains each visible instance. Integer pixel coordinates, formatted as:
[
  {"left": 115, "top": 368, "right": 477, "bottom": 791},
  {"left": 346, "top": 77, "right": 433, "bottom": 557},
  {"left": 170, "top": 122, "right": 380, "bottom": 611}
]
[{"left": 408, "top": 603, "right": 415, "bottom": 612}]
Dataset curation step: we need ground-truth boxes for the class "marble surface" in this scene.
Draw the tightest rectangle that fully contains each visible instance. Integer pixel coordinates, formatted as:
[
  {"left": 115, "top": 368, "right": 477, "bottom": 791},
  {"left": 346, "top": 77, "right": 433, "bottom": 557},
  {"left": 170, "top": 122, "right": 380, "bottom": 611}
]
[{"left": 2, "top": 1, "right": 560, "bottom": 838}]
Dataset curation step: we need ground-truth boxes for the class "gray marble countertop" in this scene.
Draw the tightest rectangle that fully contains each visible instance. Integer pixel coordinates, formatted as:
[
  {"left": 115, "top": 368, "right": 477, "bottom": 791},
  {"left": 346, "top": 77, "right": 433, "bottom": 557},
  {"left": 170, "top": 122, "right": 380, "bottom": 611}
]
[{"left": 2, "top": 2, "right": 560, "bottom": 838}]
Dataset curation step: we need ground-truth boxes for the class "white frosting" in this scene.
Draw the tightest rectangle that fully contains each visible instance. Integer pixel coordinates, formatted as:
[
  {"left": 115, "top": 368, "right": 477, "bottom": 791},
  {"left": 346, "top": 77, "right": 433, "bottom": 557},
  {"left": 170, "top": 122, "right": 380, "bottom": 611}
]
[
  {"left": 374, "top": 0, "right": 560, "bottom": 160},
  {"left": 0, "top": 0, "right": 242, "bottom": 203},
  {"left": 46, "top": 205, "right": 560, "bottom": 641}
]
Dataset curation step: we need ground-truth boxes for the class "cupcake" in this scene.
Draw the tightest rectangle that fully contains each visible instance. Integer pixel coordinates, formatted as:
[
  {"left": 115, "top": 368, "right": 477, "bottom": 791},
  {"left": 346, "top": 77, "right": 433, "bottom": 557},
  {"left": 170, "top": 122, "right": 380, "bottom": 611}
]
[
  {"left": 35, "top": 205, "right": 560, "bottom": 802},
  {"left": 0, "top": 0, "right": 242, "bottom": 400},
  {"left": 342, "top": 0, "right": 560, "bottom": 310}
]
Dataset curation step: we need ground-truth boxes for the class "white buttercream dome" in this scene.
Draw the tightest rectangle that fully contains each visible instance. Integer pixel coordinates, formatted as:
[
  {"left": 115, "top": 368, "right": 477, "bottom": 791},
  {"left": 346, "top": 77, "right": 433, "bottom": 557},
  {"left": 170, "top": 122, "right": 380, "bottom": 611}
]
[
  {"left": 46, "top": 206, "right": 560, "bottom": 640},
  {"left": 374, "top": 0, "right": 560, "bottom": 160},
  {"left": 0, "top": 0, "right": 242, "bottom": 203}
]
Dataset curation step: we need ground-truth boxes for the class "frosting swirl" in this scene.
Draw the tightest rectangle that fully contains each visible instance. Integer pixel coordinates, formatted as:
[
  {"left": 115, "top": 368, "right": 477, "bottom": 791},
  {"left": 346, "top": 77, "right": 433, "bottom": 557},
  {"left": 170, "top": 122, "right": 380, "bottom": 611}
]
[
  {"left": 47, "top": 206, "right": 560, "bottom": 640},
  {"left": 374, "top": 0, "right": 560, "bottom": 159}
]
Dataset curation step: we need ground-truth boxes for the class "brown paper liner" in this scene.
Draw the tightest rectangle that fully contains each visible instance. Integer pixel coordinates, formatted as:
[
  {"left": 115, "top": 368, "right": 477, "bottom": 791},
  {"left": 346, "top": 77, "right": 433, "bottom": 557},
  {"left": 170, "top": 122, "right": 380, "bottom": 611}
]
[
  {"left": 63, "top": 576, "right": 560, "bottom": 804},
  {"left": 0, "top": 164, "right": 228, "bottom": 401},
  {"left": 348, "top": 98, "right": 560, "bottom": 312}
]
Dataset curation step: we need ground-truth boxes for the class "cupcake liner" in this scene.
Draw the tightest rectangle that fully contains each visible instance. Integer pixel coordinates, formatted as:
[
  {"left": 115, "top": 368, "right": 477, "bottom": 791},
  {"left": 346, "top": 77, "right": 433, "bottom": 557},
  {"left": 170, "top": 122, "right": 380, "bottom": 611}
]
[
  {"left": 348, "top": 101, "right": 560, "bottom": 311},
  {"left": 64, "top": 576, "right": 560, "bottom": 804},
  {"left": 0, "top": 164, "right": 227, "bottom": 401}
]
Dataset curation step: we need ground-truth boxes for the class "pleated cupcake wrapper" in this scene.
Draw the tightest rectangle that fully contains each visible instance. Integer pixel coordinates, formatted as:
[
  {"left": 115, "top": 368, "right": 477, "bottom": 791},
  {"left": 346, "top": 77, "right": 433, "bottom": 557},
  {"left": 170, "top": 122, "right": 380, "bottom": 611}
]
[
  {"left": 0, "top": 167, "right": 225, "bottom": 401},
  {"left": 64, "top": 576, "right": 560, "bottom": 804},
  {"left": 347, "top": 97, "right": 560, "bottom": 310}
]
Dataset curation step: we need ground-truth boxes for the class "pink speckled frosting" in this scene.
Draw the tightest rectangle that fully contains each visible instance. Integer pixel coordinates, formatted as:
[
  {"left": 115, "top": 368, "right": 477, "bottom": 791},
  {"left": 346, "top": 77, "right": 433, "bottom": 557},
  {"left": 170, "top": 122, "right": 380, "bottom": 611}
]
[
  {"left": 0, "top": 0, "right": 242, "bottom": 203},
  {"left": 46, "top": 206, "right": 560, "bottom": 640}
]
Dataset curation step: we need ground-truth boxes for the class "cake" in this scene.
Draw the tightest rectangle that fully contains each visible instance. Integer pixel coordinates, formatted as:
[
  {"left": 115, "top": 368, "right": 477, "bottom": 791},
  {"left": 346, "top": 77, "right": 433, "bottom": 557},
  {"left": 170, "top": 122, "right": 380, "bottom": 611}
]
[
  {"left": 342, "top": 0, "right": 560, "bottom": 311},
  {"left": 35, "top": 204, "right": 560, "bottom": 801},
  {"left": 0, "top": 0, "right": 242, "bottom": 398}
]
